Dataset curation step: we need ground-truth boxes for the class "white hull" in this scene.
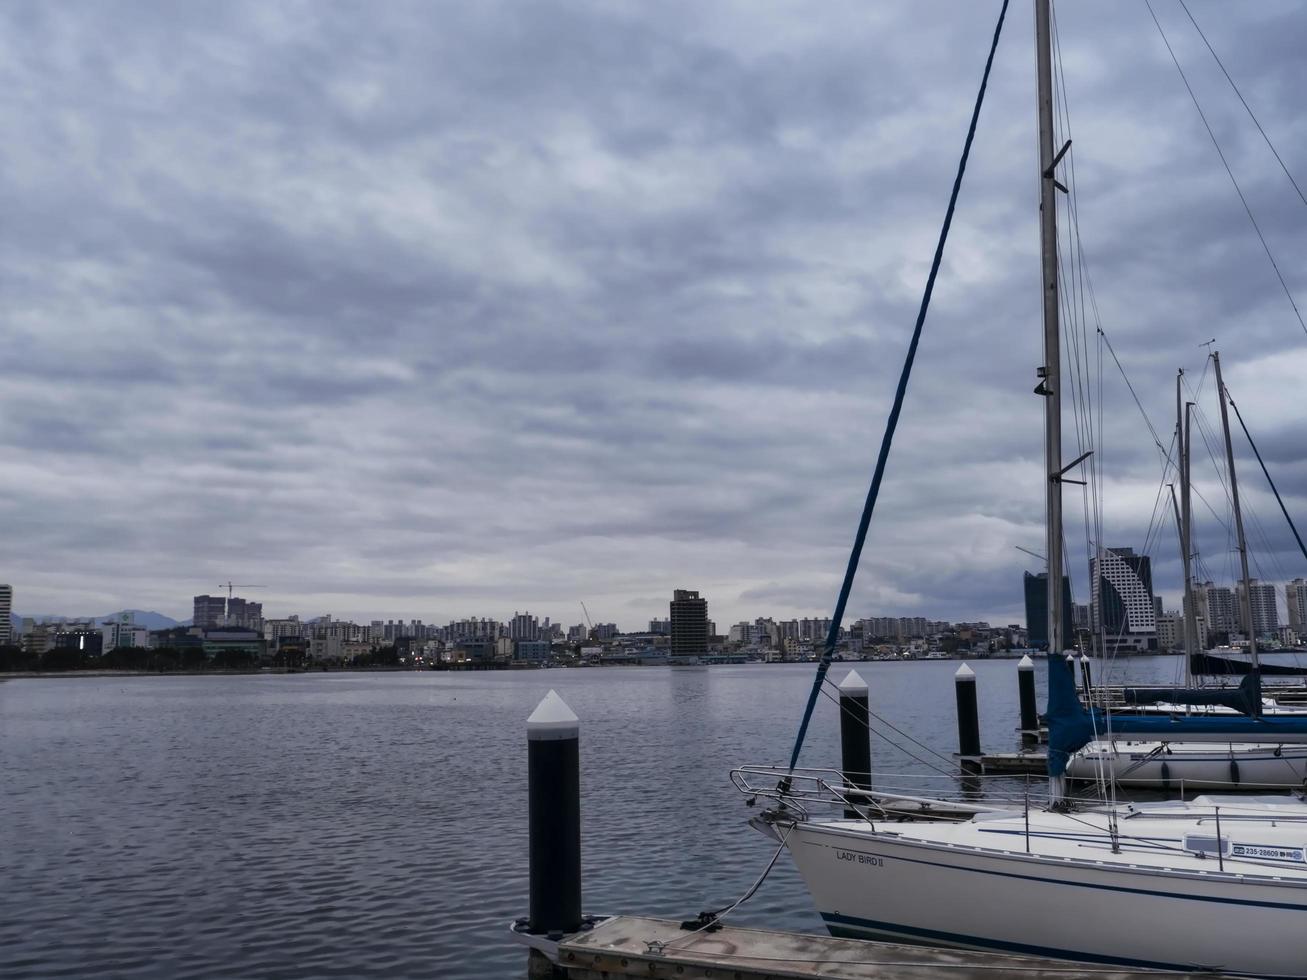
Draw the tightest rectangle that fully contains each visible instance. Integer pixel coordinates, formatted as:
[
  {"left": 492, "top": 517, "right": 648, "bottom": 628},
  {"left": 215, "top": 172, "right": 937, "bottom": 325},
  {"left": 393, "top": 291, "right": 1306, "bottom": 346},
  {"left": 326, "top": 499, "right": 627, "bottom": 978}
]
[
  {"left": 1067, "top": 741, "right": 1307, "bottom": 790},
  {"left": 781, "top": 799, "right": 1307, "bottom": 977}
]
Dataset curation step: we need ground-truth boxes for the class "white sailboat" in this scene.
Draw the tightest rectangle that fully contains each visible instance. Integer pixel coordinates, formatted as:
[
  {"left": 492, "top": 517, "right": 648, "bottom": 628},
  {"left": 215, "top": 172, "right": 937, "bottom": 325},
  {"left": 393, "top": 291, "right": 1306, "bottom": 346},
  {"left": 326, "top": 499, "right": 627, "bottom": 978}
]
[
  {"left": 753, "top": 789, "right": 1307, "bottom": 974},
  {"left": 745, "top": 3, "right": 1307, "bottom": 974},
  {"left": 1066, "top": 737, "right": 1307, "bottom": 790}
]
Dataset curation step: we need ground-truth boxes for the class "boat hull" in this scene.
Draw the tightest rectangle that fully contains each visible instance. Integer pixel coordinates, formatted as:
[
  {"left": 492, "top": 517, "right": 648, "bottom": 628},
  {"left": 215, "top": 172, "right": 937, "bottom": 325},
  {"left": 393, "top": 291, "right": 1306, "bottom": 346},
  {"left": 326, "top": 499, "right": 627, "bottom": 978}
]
[
  {"left": 1067, "top": 741, "right": 1307, "bottom": 790},
  {"left": 786, "top": 819, "right": 1307, "bottom": 977}
]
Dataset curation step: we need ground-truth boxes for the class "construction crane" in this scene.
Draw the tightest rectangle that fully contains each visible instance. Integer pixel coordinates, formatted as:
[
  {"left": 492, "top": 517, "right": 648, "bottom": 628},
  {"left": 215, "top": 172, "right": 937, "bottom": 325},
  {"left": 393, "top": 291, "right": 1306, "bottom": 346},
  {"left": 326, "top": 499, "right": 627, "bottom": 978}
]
[
  {"left": 580, "top": 601, "right": 594, "bottom": 641},
  {"left": 216, "top": 581, "right": 266, "bottom": 627},
  {"left": 219, "top": 581, "right": 266, "bottom": 602}
]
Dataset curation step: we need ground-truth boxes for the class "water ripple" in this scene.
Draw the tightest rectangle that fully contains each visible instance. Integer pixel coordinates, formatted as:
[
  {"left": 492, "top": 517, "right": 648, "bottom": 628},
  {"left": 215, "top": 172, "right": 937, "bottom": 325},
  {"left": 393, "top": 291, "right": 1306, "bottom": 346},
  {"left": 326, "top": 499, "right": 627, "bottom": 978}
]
[{"left": 1, "top": 660, "right": 1186, "bottom": 977}]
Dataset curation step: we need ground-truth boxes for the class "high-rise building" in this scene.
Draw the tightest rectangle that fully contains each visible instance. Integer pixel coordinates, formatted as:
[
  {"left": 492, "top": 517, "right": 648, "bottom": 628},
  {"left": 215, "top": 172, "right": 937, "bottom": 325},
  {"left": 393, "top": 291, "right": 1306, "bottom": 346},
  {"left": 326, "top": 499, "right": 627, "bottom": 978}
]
[
  {"left": 226, "top": 597, "right": 263, "bottom": 631},
  {"left": 798, "top": 617, "right": 834, "bottom": 641},
  {"left": 1197, "top": 582, "right": 1236, "bottom": 642},
  {"left": 1022, "top": 571, "right": 1074, "bottom": 650},
  {"left": 192, "top": 595, "right": 227, "bottom": 630},
  {"left": 669, "top": 589, "right": 708, "bottom": 657},
  {"left": 102, "top": 615, "right": 149, "bottom": 650},
  {"left": 1156, "top": 611, "right": 1184, "bottom": 651},
  {"left": 0, "top": 584, "right": 11, "bottom": 647},
  {"left": 509, "top": 611, "right": 540, "bottom": 642},
  {"left": 1288, "top": 579, "right": 1307, "bottom": 633},
  {"left": 1090, "top": 548, "right": 1157, "bottom": 652},
  {"left": 1237, "top": 580, "right": 1279, "bottom": 638}
]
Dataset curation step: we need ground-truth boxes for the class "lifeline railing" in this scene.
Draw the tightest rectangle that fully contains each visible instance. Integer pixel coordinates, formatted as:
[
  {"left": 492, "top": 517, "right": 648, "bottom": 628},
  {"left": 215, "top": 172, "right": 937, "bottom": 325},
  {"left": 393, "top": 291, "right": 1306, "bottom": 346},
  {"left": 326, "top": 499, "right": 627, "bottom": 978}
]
[{"left": 731, "top": 765, "right": 1058, "bottom": 819}]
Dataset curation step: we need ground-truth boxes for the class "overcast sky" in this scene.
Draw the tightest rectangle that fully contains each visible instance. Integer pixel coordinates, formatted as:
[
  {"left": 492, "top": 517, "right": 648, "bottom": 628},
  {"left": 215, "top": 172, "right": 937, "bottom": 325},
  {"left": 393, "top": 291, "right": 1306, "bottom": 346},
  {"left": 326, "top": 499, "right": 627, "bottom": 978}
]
[{"left": 2, "top": 0, "right": 1305, "bottom": 630}]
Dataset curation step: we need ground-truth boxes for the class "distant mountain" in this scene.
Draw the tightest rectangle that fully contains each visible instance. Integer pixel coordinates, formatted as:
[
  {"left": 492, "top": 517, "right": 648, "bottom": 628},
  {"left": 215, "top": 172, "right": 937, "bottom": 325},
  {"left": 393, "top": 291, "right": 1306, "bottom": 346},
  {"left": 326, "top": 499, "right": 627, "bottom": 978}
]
[
  {"left": 99, "top": 610, "right": 185, "bottom": 631},
  {"left": 10, "top": 610, "right": 184, "bottom": 631}
]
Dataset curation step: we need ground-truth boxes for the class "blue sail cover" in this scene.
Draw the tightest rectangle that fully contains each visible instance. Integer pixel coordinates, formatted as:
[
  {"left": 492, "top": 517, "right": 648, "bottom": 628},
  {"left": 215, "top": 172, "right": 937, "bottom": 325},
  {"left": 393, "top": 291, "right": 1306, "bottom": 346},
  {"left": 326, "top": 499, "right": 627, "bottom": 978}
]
[{"left": 1044, "top": 653, "right": 1307, "bottom": 776}]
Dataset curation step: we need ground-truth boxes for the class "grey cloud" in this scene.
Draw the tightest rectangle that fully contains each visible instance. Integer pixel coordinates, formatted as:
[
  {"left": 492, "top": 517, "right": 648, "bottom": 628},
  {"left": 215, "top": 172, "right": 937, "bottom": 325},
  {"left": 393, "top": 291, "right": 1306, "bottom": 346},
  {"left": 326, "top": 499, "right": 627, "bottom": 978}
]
[{"left": 2, "top": 0, "right": 1305, "bottom": 629}]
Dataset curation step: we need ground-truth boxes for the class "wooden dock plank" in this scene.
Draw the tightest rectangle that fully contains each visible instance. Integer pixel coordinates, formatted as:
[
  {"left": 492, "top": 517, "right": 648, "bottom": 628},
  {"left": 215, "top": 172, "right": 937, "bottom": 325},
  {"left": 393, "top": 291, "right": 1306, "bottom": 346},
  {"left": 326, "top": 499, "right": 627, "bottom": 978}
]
[
  {"left": 555, "top": 916, "right": 1207, "bottom": 979},
  {"left": 979, "top": 750, "right": 1048, "bottom": 775}
]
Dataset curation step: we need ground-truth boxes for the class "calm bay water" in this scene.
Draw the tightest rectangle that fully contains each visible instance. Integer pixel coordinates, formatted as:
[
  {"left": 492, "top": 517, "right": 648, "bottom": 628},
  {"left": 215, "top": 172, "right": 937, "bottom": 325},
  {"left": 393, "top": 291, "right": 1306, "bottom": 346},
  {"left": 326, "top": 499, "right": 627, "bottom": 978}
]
[{"left": 1, "top": 657, "right": 1201, "bottom": 978}]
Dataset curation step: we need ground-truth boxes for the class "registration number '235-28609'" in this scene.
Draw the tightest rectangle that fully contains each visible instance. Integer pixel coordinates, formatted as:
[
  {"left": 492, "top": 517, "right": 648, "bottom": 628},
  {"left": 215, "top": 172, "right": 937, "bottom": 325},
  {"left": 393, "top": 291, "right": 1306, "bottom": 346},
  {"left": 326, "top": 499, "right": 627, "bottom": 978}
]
[
  {"left": 1230, "top": 843, "right": 1305, "bottom": 863},
  {"left": 835, "top": 850, "right": 884, "bottom": 867}
]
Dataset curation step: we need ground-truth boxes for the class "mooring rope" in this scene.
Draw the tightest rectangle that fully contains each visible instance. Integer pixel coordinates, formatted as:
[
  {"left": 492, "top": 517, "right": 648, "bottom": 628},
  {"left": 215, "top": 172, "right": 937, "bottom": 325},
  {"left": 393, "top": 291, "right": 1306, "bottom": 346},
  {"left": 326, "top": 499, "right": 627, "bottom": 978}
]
[{"left": 783, "top": 0, "right": 1011, "bottom": 781}]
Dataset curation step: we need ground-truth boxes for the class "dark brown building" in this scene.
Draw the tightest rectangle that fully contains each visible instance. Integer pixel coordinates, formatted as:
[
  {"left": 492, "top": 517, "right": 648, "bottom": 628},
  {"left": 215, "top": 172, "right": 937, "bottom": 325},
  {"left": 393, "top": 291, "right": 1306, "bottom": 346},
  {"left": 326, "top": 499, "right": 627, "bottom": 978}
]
[{"left": 669, "top": 589, "right": 708, "bottom": 658}]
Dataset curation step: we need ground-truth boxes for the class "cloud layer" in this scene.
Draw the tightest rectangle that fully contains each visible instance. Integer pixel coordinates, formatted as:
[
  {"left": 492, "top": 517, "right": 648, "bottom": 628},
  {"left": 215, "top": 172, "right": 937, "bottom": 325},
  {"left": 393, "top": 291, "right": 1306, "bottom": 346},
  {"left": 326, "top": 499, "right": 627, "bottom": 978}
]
[{"left": 2, "top": 0, "right": 1305, "bottom": 629}]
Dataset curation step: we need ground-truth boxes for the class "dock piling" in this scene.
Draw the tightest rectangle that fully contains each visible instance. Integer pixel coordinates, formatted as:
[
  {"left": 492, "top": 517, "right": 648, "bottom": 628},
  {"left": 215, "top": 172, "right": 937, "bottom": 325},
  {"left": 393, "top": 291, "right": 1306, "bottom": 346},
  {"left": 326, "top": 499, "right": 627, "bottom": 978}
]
[
  {"left": 527, "top": 689, "right": 582, "bottom": 938},
  {"left": 954, "top": 663, "right": 981, "bottom": 760},
  {"left": 1017, "top": 654, "right": 1038, "bottom": 740},
  {"left": 837, "top": 669, "right": 871, "bottom": 818},
  {"left": 1079, "top": 652, "right": 1093, "bottom": 694}
]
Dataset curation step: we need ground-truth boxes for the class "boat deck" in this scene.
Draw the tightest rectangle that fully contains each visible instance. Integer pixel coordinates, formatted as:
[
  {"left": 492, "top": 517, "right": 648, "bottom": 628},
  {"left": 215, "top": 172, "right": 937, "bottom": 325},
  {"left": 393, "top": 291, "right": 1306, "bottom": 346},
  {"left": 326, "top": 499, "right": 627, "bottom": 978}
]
[{"left": 817, "top": 795, "right": 1307, "bottom": 880}]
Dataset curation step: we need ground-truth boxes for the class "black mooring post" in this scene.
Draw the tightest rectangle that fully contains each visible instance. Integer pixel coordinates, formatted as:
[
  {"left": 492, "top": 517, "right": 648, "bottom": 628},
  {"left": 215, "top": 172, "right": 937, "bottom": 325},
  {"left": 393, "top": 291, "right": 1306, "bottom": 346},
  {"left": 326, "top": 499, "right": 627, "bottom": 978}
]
[
  {"left": 955, "top": 663, "right": 981, "bottom": 759},
  {"left": 838, "top": 669, "right": 872, "bottom": 818},
  {"left": 527, "top": 690, "right": 582, "bottom": 937},
  {"left": 1018, "top": 653, "right": 1038, "bottom": 740}
]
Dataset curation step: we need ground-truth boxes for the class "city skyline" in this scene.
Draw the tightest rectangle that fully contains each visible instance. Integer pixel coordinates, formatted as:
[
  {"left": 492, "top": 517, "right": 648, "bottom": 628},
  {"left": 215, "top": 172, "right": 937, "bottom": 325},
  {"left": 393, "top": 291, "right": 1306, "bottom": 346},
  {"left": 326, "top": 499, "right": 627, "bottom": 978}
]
[
  {"left": 11, "top": 575, "right": 1307, "bottom": 641},
  {"left": 1, "top": 4, "right": 1304, "bottom": 630}
]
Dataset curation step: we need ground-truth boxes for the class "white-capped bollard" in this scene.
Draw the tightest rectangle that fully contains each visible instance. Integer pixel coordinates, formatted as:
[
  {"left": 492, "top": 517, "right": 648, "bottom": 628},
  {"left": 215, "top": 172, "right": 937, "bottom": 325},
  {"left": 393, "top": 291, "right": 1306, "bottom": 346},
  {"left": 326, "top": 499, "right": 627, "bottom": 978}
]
[
  {"left": 838, "top": 669, "right": 872, "bottom": 818},
  {"left": 527, "top": 690, "right": 581, "bottom": 937},
  {"left": 954, "top": 663, "right": 981, "bottom": 758},
  {"left": 1017, "top": 654, "right": 1038, "bottom": 738}
]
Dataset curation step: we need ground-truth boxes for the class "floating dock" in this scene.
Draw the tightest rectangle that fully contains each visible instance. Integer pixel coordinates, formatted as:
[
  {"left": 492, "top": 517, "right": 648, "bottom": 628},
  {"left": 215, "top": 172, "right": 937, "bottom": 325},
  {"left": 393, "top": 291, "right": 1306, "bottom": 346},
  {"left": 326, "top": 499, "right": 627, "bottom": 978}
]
[
  {"left": 516, "top": 915, "right": 1210, "bottom": 979},
  {"left": 975, "top": 748, "right": 1048, "bottom": 775}
]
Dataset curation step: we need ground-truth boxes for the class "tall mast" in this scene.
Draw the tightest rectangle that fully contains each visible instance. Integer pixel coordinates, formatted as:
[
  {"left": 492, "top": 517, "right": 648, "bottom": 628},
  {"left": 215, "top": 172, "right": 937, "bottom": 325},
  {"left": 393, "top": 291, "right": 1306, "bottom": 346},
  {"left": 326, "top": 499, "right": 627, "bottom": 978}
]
[
  {"left": 1181, "top": 401, "right": 1199, "bottom": 662},
  {"left": 1035, "top": 0, "right": 1064, "bottom": 656},
  {"left": 1174, "top": 369, "right": 1200, "bottom": 682},
  {"left": 1212, "top": 351, "right": 1258, "bottom": 668}
]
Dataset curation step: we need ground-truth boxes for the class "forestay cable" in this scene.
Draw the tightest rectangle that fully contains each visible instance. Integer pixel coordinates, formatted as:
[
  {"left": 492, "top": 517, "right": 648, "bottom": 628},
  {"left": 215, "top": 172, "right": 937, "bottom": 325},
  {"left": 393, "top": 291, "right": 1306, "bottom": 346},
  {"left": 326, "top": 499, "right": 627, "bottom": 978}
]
[
  {"left": 1177, "top": 0, "right": 1307, "bottom": 208},
  {"left": 1145, "top": 0, "right": 1307, "bottom": 339},
  {"left": 784, "top": 0, "right": 1010, "bottom": 777},
  {"left": 1227, "top": 392, "right": 1307, "bottom": 565}
]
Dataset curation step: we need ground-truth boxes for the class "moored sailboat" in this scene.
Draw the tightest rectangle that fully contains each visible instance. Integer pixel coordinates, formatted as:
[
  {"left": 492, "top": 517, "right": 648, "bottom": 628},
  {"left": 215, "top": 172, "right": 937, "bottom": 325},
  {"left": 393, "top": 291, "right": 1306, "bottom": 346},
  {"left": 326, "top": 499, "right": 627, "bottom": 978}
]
[{"left": 745, "top": 2, "right": 1307, "bottom": 974}]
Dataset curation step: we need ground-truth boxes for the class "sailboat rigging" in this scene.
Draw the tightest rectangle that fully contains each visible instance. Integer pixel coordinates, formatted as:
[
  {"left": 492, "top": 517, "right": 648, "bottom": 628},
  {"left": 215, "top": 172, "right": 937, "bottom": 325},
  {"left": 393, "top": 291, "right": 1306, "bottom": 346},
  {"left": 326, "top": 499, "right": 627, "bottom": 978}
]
[{"left": 739, "top": 3, "right": 1307, "bottom": 974}]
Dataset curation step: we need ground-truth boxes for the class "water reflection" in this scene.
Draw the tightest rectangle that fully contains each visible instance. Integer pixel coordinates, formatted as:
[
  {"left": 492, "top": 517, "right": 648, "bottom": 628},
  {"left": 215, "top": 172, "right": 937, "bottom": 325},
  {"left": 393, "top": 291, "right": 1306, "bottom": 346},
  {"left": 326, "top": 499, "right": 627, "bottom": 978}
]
[{"left": 0, "top": 657, "right": 1202, "bottom": 978}]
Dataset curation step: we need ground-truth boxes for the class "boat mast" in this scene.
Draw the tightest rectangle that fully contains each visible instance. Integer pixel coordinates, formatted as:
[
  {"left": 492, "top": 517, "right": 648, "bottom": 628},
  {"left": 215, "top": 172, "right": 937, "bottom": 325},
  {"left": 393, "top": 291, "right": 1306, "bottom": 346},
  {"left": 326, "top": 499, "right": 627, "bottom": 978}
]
[
  {"left": 1212, "top": 350, "right": 1258, "bottom": 669},
  {"left": 1182, "top": 400, "right": 1200, "bottom": 671},
  {"left": 1174, "top": 370, "right": 1200, "bottom": 682},
  {"left": 1035, "top": 0, "right": 1064, "bottom": 657}
]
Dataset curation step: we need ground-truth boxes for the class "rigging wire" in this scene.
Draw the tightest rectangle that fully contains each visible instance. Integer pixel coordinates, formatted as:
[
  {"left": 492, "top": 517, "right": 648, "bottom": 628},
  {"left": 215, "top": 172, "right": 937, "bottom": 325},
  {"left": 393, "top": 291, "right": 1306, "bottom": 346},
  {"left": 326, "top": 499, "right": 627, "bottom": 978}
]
[
  {"left": 1051, "top": 6, "right": 1104, "bottom": 668},
  {"left": 1176, "top": 0, "right": 1307, "bottom": 208},
  {"left": 784, "top": 0, "right": 1011, "bottom": 777},
  {"left": 1227, "top": 392, "right": 1307, "bottom": 565},
  {"left": 1144, "top": 0, "right": 1307, "bottom": 339},
  {"left": 818, "top": 678, "right": 957, "bottom": 773},
  {"left": 1052, "top": 8, "right": 1122, "bottom": 813},
  {"left": 1098, "top": 330, "right": 1170, "bottom": 461}
]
